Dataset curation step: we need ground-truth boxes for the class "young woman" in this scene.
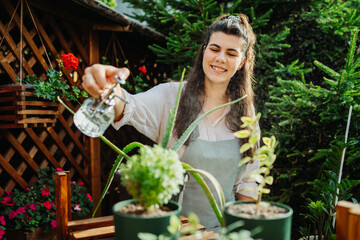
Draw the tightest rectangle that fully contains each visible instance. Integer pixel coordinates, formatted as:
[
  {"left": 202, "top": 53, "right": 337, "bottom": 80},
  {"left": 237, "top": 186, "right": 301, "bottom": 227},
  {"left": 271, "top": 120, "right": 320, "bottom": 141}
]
[{"left": 82, "top": 14, "right": 258, "bottom": 232}]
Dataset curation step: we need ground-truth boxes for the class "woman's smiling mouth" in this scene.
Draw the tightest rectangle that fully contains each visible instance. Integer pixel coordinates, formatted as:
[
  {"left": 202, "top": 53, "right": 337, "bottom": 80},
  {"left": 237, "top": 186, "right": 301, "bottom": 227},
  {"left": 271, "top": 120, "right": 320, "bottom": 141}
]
[{"left": 211, "top": 65, "right": 227, "bottom": 72}]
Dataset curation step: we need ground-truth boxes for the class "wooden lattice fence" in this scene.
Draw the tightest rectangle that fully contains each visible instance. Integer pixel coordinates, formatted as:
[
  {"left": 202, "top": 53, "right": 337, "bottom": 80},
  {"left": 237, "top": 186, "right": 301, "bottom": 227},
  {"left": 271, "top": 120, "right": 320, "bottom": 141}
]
[{"left": 0, "top": 0, "right": 167, "bottom": 215}]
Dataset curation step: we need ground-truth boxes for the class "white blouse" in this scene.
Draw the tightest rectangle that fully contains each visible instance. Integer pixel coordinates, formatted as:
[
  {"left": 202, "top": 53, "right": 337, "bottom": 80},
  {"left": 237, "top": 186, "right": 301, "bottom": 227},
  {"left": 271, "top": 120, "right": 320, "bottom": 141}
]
[{"left": 112, "top": 81, "right": 258, "bottom": 199}]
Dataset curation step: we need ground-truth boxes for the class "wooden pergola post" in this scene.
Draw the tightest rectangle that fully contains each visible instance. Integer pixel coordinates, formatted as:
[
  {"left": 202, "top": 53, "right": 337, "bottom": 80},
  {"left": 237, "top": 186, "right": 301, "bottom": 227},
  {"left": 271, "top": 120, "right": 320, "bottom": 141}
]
[{"left": 89, "top": 29, "right": 101, "bottom": 217}]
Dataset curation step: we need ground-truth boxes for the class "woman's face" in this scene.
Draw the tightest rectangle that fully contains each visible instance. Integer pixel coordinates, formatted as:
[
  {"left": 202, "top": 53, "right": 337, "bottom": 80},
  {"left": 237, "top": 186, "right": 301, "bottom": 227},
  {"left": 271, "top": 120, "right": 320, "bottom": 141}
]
[{"left": 202, "top": 31, "right": 246, "bottom": 86}]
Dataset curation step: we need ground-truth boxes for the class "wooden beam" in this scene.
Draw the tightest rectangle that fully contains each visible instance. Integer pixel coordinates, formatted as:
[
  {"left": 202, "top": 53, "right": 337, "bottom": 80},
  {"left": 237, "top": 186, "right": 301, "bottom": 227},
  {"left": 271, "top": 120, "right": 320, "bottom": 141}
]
[
  {"left": 89, "top": 29, "right": 101, "bottom": 217},
  {"left": 25, "top": 128, "right": 61, "bottom": 168},
  {"left": 46, "top": 127, "right": 89, "bottom": 184},
  {"left": 55, "top": 171, "right": 71, "bottom": 240},
  {"left": 0, "top": 153, "right": 29, "bottom": 189},
  {"left": 4, "top": 130, "right": 39, "bottom": 173},
  {"left": 92, "top": 24, "right": 131, "bottom": 32}
]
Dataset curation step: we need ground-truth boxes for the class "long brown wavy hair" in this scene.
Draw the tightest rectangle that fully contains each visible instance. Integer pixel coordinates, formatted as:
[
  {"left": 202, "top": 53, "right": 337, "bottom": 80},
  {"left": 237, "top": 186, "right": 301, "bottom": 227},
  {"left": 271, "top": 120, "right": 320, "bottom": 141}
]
[{"left": 174, "top": 13, "right": 256, "bottom": 148}]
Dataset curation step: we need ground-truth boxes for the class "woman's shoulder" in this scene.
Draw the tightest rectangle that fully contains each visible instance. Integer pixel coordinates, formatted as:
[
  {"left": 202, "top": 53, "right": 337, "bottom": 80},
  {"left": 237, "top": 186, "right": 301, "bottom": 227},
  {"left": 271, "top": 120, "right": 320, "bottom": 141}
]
[{"left": 151, "top": 81, "right": 187, "bottom": 94}]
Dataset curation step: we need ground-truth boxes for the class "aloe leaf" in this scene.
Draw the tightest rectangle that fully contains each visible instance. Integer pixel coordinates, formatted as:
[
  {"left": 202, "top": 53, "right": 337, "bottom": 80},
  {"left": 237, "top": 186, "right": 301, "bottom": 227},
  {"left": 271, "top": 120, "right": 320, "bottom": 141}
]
[
  {"left": 92, "top": 142, "right": 144, "bottom": 217},
  {"left": 172, "top": 94, "right": 248, "bottom": 152},
  {"left": 160, "top": 68, "right": 186, "bottom": 149},
  {"left": 182, "top": 162, "right": 224, "bottom": 227}
]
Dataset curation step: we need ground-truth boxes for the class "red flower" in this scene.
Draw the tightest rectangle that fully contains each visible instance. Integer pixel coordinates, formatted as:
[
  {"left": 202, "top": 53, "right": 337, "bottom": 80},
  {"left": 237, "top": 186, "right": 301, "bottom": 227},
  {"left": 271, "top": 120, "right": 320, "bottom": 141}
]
[
  {"left": 43, "top": 201, "right": 53, "bottom": 210},
  {"left": 138, "top": 66, "right": 147, "bottom": 74},
  {"left": 56, "top": 168, "right": 63, "bottom": 172},
  {"left": 51, "top": 219, "right": 56, "bottom": 229},
  {"left": 78, "top": 181, "right": 84, "bottom": 186},
  {"left": 0, "top": 228, "right": 4, "bottom": 239},
  {"left": 1, "top": 196, "right": 14, "bottom": 206},
  {"left": 86, "top": 193, "right": 93, "bottom": 202},
  {"left": 0, "top": 216, "right": 5, "bottom": 225},
  {"left": 8, "top": 211, "right": 17, "bottom": 219},
  {"left": 29, "top": 203, "right": 37, "bottom": 211},
  {"left": 16, "top": 207, "right": 26, "bottom": 215},
  {"left": 41, "top": 188, "right": 50, "bottom": 196},
  {"left": 61, "top": 53, "right": 79, "bottom": 71},
  {"left": 74, "top": 204, "right": 81, "bottom": 211}
]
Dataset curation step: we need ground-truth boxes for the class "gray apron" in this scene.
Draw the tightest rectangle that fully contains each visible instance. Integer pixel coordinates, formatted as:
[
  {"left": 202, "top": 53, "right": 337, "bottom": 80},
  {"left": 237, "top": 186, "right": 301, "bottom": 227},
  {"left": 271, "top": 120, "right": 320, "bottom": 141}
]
[{"left": 180, "top": 138, "right": 243, "bottom": 232}]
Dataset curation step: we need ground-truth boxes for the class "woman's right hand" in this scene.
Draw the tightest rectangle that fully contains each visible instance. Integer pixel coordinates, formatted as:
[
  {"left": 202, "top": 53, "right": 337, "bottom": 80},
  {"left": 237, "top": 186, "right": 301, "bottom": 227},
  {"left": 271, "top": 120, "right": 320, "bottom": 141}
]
[{"left": 82, "top": 64, "right": 130, "bottom": 121}]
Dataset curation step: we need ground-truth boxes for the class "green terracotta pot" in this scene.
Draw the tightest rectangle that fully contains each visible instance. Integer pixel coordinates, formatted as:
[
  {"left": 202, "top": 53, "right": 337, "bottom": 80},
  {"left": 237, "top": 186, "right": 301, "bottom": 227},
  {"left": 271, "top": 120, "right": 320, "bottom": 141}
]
[
  {"left": 113, "top": 199, "right": 181, "bottom": 240},
  {"left": 224, "top": 201, "right": 293, "bottom": 240}
]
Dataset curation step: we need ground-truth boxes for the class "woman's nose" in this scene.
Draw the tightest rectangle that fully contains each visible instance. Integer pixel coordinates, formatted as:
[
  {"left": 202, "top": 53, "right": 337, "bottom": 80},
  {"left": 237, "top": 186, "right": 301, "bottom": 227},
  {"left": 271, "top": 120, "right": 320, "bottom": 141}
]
[{"left": 215, "top": 51, "right": 226, "bottom": 63}]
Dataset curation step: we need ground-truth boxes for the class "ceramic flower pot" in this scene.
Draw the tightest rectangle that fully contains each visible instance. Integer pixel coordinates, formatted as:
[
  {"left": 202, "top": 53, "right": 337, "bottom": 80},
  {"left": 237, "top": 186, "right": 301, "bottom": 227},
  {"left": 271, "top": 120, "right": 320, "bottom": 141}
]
[
  {"left": 224, "top": 200, "right": 293, "bottom": 240},
  {"left": 113, "top": 199, "right": 181, "bottom": 240}
]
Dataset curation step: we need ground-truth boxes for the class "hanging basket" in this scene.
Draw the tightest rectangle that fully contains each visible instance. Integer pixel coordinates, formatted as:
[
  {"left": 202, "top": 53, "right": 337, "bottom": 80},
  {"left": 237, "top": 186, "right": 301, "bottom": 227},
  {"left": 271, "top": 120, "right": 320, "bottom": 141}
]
[{"left": 0, "top": 84, "right": 59, "bottom": 128}]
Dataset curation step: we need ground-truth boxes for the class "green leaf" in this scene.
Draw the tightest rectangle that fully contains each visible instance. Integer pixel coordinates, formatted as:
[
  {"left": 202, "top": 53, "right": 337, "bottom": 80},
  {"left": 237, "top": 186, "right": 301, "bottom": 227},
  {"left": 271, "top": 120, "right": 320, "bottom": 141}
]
[
  {"left": 234, "top": 130, "right": 250, "bottom": 138},
  {"left": 160, "top": 68, "right": 185, "bottom": 149},
  {"left": 171, "top": 95, "right": 248, "bottom": 152},
  {"left": 240, "top": 143, "right": 252, "bottom": 153}
]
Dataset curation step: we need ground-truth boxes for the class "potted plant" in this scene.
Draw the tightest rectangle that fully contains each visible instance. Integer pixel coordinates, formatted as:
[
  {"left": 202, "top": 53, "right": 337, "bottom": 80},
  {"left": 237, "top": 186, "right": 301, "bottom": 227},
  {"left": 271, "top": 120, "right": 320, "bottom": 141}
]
[
  {"left": 223, "top": 113, "right": 293, "bottom": 240},
  {"left": 112, "top": 144, "right": 185, "bottom": 239},
  {"left": 0, "top": 167, "right": 94, "bottom": 240},
  {"left": 0, "top": 53, "right": 88, "bottom": 128}
]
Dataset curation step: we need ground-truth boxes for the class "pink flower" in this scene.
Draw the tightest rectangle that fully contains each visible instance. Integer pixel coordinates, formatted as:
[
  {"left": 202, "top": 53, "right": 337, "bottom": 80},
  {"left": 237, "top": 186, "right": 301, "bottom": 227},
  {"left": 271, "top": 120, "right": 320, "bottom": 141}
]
[
  {"left": 1, "top": 196, "right": 14, "bottom": 206},
  {"left": 138, "top": 66, "right": 147, "bottom": 74},
  {"left": 41, "top": 188, "right": 50, "bottom": 196},
  {"left": 43, "top": 201, "right": 53, "bottom": 210},
  {"left": 25, "top": 187, "right": 30, "bottom": 192},
  {"left": 16, "top": 207, "right": 26, "bottom": 215},
  {"left": 78, "top": 181, "right": 84, "bottom": 186},
  {"left": 86, "top": 193, "right": 93, "bottom": 202},
  {"left": 74, "top": 204, "right": 81, "bottom": 211},
  {"left": 56, "top": 168, "right": 63, "bottom": 172},
  {"left": 8, "top": 211, "right": 17, "bottom": 219},
  {"left": 0, "top": 228, "right": 4, "bottom": 239},
  {"left": 51, "top": 219, "right": 57, "bottom": 229},
  {"left": 29, "top": 203, "right": 37, "bottom": 210},
  {"left": 71, "top": 181, "right": 76, "bottom": 185},
  {"left": 0, "top": 216, "right": 5, "bottom": 225}
]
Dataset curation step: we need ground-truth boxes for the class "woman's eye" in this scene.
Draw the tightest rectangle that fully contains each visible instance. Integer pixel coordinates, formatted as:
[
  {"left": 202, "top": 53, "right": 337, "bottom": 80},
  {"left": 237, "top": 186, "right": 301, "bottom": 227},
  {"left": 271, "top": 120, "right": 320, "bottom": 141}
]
[
  {"left": 210, "top": 48, "right": 219, "bottom": 52},
  {"left": 227, "top": 53, "right": 237, "bottom": 57}
]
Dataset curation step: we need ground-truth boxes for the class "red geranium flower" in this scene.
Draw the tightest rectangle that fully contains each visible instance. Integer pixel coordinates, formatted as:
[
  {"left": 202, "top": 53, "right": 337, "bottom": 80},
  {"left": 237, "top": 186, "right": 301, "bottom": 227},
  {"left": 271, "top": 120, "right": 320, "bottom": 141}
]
[
  {"left": 1, "top": 196, "right": 14, "bottom": 206},
  {"left": 138, "top": 66, "right": 147, "bottom": 74},
  {"left": 8, "top": 211, "right": 17, "bottom": 219},
  {"left": 0, "top": 228, "right": 4, "bottom": 239},
  {"left": 16, "top": 207, "right": 26, "bottom": 215},
  {"left": 43, "top": 201, "right": 53, "bottom": 210},
  {"left": 61, "top": 53, "right": 79, "bottom": 71},
  {"left": 41, "top": 188, "right": 50, "bottom": 196},
  {"left": 86, "top": 193, "right": 93, "bottom": 202},
  {"left": 51, "top": 219, "right": 56, "bottom": 229},
  {"left": 56, "top": 168, "right": 63, "bottom": 172},
  {"left": 0, "top": 216, "right": 5, "bottom": 225}
]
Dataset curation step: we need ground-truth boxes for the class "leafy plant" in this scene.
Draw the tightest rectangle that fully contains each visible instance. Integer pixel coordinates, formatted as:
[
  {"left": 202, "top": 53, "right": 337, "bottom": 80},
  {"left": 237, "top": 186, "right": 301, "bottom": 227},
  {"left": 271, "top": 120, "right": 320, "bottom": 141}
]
[
  {"left": 0, "top": 167, "right": 94, "bottom": 235},
  {"left": 138, "top": 213, "right": 257, "bottom": 240},
  {"left": 234, "top": 113, "right": 277, "bottom": 214},
  {"left": 120, "top": 145, "right": 185, "bottom": 209},
  {"left": 20, "top": 53, "right": 88, "bottom": 102}
]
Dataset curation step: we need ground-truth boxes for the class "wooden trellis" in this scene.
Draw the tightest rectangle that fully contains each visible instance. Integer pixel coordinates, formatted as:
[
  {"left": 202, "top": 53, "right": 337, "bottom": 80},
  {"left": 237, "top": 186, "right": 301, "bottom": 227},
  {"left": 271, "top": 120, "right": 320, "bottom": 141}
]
[
  {"left": 0, "top": 0, "right": 97, "bottom": 208},
  {"left": 0, "top": 0, "right": 168, "bottom": 216}
]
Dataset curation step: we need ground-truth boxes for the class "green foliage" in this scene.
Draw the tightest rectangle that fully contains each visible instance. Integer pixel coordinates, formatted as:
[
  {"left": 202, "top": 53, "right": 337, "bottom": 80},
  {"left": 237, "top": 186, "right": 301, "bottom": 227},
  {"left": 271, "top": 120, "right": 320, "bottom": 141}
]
[
  {"left": 0, "top": 167, "right": 93, "bottom": 233},
  {"left": 21, "top": 69, "right": 88, "bottom": 102},
  {"left": 120, "top": 145, "right": 185, "bottom": 209},
  {"left": 99, "top": 0, "right": 117, "bottom": 8},
  {"left": 234, "top": 113, "right": 277, "bottom": 213}
]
